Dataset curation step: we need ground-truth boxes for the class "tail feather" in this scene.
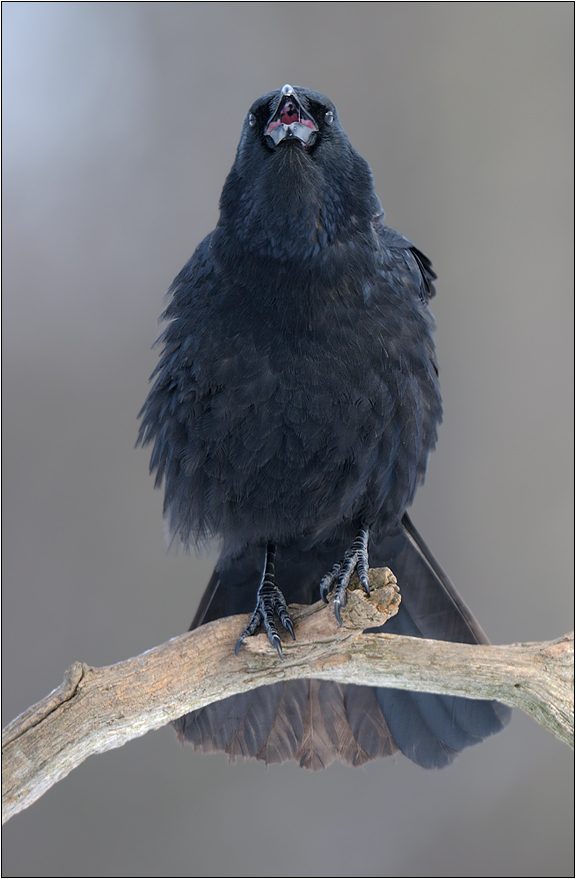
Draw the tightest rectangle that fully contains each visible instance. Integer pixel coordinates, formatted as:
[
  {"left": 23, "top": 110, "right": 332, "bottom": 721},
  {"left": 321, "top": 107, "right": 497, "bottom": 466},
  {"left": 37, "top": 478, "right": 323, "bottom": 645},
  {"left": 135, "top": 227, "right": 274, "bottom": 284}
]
[
  {"left": 175, "top": 680, "right": 397, "bottom": 769},
  {"left": 174, "top": 517, "right": 510, "bottom": 769},
  {"left": 389, "top": 513, "right": 489, "bottom": 644}
]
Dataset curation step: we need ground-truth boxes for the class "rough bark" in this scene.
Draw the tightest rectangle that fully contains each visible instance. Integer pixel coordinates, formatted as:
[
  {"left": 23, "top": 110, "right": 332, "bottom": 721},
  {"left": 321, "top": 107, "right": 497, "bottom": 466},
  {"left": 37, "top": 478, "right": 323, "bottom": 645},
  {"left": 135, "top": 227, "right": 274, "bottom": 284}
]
[{"left": 3, "top": 569, "right": 573, "bottom": 824}]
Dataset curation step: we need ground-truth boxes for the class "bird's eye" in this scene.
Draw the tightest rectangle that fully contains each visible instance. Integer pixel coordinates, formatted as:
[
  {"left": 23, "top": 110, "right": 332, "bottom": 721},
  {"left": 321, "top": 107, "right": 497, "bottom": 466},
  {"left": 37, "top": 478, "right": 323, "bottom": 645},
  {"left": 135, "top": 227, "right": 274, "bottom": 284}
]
[
  {"left": 248, "top": 113, "right": 256, "bottom": 128},
  {"left": 324, "top": 110, "right": 334, "bottom": 126}
]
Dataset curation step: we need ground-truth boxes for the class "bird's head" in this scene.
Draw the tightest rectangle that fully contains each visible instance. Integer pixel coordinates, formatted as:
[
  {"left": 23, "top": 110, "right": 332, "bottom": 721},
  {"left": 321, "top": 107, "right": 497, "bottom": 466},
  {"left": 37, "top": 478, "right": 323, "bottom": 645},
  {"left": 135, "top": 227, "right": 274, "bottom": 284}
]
[{"left": 216, "top": 85, "right": 382, "bottom": 264}]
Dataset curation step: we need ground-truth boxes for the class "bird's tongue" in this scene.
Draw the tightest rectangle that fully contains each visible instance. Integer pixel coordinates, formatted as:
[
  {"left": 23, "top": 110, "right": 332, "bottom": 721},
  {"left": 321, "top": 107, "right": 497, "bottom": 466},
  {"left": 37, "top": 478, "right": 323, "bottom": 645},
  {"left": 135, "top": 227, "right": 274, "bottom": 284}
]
[
  {"left": 266, "top": 99, "right": 317, "bottom": 134},
  {"left": 280, "top": 103, "right": 299, "bottom": 125}
]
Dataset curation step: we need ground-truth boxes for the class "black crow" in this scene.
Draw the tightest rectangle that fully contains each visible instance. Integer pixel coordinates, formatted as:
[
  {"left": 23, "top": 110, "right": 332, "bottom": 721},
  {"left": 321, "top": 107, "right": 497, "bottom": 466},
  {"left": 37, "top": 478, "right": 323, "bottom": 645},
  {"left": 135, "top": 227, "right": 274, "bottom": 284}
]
[{"left": 138, "top": 85, "right": 510, "bottom": 768}]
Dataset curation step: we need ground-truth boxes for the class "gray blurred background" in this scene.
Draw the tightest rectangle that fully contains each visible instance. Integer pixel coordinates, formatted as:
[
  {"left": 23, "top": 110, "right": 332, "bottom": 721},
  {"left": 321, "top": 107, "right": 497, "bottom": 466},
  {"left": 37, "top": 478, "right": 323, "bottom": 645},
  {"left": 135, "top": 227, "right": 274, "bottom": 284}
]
[{"left": 2, "top": 3, "right": 573, "bottom": 877}]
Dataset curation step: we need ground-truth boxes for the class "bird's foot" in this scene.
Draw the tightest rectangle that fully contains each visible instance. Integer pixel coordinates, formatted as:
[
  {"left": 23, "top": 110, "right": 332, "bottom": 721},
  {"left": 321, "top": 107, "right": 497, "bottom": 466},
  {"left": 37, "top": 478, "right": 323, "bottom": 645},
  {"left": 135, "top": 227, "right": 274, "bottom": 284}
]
[
  {"left": 319, "top": 527, "right": 371, "bottom": 625},
  {"left": 235, "top": 543, "right": 295, "bottom": 659}
]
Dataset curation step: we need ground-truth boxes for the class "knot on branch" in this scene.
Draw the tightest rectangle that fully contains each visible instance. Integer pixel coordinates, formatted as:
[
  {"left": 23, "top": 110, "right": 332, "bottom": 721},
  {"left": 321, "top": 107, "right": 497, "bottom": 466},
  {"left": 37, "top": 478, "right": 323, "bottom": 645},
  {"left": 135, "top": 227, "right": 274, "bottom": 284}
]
[{"left": 241, "top": 566, "right": 400, "bottom": 656}]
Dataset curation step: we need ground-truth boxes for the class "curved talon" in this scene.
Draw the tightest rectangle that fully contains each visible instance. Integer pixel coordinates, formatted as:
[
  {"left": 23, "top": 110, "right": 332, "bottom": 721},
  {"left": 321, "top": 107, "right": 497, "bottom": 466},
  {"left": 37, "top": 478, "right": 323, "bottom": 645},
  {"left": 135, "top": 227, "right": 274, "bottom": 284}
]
[
  {"left": 283, "top": 616, "right": 296, "bottom": 640},
  {"left": 357, "top": 554, "right": 371, "bottom": 595},
  {"left": 235, "top": 542, "right": 295, "bottom": 659},
  {"left": 319, "top": 526, "right": 371, "bottom": 624},
  {"left": 271, "top": 634, "right": 284, "bottom": 659},
  {"left": 319, "top": 561, "right": 341, "bottom": 603}
]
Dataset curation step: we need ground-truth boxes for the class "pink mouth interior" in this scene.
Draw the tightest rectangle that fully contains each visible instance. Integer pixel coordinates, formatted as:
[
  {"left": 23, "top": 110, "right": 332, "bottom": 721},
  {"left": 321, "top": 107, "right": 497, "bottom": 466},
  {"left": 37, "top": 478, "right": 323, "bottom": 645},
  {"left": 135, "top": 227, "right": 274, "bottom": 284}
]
[
  {"left": 279, "top": 102, "right": 299, "bottom": 125},
  {"left": 266, "top": 100, "right": 317, "bottom": 133}
]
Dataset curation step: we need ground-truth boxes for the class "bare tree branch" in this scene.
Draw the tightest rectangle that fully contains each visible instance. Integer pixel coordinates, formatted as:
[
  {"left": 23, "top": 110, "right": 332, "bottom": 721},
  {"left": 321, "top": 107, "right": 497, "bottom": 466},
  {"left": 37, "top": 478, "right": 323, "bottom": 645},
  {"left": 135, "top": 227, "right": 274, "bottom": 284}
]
[{"left": 2, "top": 568, "right": 573, "bottom": 825}]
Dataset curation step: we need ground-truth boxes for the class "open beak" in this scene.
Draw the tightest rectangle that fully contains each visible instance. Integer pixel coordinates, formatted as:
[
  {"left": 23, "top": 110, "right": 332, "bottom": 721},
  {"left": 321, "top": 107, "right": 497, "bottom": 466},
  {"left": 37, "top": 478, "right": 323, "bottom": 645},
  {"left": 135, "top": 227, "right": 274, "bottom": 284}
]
[{"left": 265, "top": 84, "right": 318, "bottom": 148}]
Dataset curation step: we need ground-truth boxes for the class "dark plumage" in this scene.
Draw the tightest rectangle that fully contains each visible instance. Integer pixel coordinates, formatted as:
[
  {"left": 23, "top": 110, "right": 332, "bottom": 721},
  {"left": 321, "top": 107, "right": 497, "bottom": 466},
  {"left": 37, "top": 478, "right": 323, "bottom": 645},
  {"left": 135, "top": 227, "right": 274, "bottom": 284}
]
[{"left": 139, "top": 85, "right": 510, "bottom": 769}]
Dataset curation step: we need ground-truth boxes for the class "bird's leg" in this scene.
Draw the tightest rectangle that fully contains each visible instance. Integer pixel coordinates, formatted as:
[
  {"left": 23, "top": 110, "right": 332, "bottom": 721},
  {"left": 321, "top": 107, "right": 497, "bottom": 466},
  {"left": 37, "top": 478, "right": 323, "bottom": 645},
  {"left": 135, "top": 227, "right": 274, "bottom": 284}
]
[
  {"left": 235, "top": 542, "right": 295, "bottom": 659},
  {"left": 319, "top": 526, "right": 371, "bottom": 625}
]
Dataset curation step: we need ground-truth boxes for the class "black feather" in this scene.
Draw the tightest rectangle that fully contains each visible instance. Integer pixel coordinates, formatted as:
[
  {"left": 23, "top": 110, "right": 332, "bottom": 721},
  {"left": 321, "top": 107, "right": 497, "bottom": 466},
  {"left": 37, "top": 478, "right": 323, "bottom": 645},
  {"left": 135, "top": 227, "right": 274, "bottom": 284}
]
[{"left": 140, "top": 85, "right": 510, "bottom": 768}]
